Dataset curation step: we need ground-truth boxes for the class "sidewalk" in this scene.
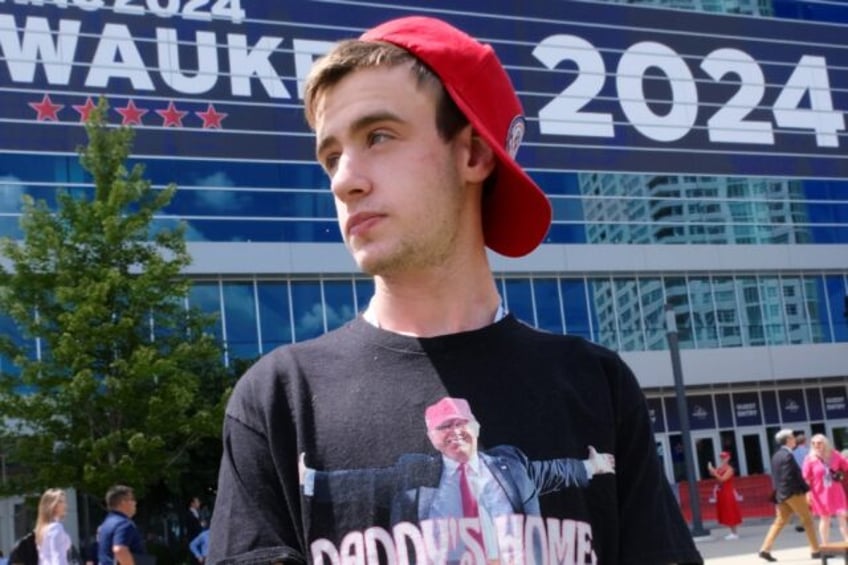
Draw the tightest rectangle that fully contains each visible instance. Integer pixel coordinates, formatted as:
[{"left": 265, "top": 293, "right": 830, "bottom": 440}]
[{"left": 695, "top": 518, "right": 838, "bottom": 564}]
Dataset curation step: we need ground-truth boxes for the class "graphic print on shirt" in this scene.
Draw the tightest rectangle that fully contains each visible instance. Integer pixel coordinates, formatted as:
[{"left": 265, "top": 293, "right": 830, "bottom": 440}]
[{"left": 299, "top": 397, "right": 616, "bottom": 564}]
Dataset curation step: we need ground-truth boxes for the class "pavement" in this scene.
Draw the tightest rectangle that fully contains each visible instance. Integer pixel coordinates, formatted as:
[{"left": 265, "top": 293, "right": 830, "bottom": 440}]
[{"left": 695, "top": 518, "right": 846, "bottom": 564}]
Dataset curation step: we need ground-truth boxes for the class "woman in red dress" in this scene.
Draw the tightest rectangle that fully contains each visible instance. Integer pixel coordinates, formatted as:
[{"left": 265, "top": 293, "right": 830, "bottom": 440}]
[{"left": 708, "top": 451, "right": 743, "bottom": 540}]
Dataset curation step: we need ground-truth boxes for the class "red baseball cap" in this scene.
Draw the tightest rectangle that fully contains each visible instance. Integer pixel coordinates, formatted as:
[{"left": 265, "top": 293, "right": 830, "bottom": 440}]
[
  {"left": 361, "top": 16, "right": 552, "bottom": 258},
  {"left": 425, "top": 397, "right": 476, "bottom": 430}
]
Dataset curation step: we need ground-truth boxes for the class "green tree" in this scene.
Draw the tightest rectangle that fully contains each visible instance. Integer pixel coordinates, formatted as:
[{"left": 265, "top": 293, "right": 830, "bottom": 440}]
[{"left": 0, "top": 99, "right": 230, "bottom": 501}]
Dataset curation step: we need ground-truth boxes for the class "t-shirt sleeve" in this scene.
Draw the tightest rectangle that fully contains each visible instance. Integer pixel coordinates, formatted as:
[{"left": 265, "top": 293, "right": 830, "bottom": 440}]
[
  {"left": 609, "top": 355, "right": 703, "bottom": 565},
  {"left": 207, "top": 372, "right": 307, "bottom": 565}
]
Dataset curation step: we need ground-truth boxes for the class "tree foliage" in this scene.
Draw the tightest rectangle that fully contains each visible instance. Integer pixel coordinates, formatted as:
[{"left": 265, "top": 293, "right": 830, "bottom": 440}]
[{"left": 0, "top": 99, "right": 230, "bottom": 500}]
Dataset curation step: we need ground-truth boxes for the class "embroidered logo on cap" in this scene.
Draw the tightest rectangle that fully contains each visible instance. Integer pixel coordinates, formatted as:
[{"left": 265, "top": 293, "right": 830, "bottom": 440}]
[{"left": 506, "top": 115, "right": 526, "bottom": 159}]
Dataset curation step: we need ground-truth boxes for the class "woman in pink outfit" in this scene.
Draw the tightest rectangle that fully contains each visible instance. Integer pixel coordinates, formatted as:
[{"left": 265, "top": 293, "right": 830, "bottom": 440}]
[{"left": 803, "top": 434, "right": 848, "bottom": 544}]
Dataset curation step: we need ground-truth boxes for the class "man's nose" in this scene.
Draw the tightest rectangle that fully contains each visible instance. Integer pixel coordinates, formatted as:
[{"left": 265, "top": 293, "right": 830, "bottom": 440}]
[{"left": 330, "top": 153, "right": 370, "bottom": 202}]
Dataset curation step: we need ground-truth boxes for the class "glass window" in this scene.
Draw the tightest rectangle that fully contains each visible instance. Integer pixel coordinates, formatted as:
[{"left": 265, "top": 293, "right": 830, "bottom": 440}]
[
  {"left": 779, "top": 276, "right": 807, "bottom": 344},
  {"left": 713, "top": 276, "right": 742, "bottom": 347},
  {"left": 737, "top": 276, "right": 765, "bottom": 346},
  {"left": 291, "top": 281, "right": 325, "bottom": 342},
  {"left": 804, "top": 275, "right": 827, "bottom": 344},
  {"left": 664, "top": 276, "right": 693, "bottom": 348},
  {"left": 189, "top": 282, "right": 223, "bottom": 341},
  {"left": 533, "top": 278, "right": 564, "bottom": 334},
  {"left": 222, "top": 281, "right": 260, "bottom": 362},
  {"left": 639, "top": 277, "right": 666, "bottom": 351},
  {"left": 688, "top": 276, "right": 718, "bottom": 348},
  {"left": 589, "top": 278, "right": 618, "bottom": 350},
  {"left": 322, "top": 279, "right": 357, "bottom": 331},
  {"left": 257, "top": 281, "right": 292, "bottom": 351},
  {"left": 504, "top": 278, "right": 535, "bottom": 326},
  {"left": 615, "top": 279, "right": 643, "bottom": 351},
  {"left": 0, "top": 311, "right": 24, "bottom": 379},
  {"left": 825, "top": 275, "right": 848, "bottom": 343},
  {"left": 354, "top": 279, "right": 374, "bottom": 314},
  {"left": 561, "top": 279, "right": 593, "bottom": 341}
]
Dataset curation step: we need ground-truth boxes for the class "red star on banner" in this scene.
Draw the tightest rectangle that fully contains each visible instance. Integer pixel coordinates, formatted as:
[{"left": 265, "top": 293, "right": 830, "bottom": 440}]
[
  {"left": 195, "top": 104, "right": 228, "bottom": 129},
  {"left": 156, "top": 101, "right": 188, "bottom": 127},
  {"left": 116, "top": 100, "right": 148, "bottom": 126},
  {"left": 72, "top": 97, "right": 98, "bottom": 122},
  {"left": 28, "top": 94, "right": 63, "bottom": 121}
]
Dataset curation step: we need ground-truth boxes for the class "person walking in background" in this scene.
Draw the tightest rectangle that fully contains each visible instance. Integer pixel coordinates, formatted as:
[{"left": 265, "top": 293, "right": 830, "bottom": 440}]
[
  {"left": 80, "top": 531, "right": 99, "bottom": 565},
  {"left": 803, "top": 434, "right": 848, "bottom": 545},
  {"left": 97, "top": 485, "right": 147, "bottom": 565},
  {"left": 791, "top": 431, "right": 812, "bottom": 532},
  {"left": 708, "top": 451, "right": 742, "bottom": 540},
  {"left": 189, "top": 521, "right": 210, "bottom": 564},
  {"left": 759, "top": 428, "right": 821, "bottom": 562},
  {"left": 794, "top": 431, "right": 810, "bottom": 467},
  {"left": 184, "top": 497, "right": 203, "bottom": 546},
  {"left": 35, "top": 488, "right": 71, "bottom": 565},
  {"left": 0, "top": 550, "right": 9, "bottom": 565},
  {"left": 184, "top": 496, "right": 203, "bottom": 564}
]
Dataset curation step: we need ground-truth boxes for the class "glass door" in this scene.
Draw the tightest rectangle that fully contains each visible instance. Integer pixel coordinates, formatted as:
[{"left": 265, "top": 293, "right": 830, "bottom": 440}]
[
  {"left": 654, "top": 434, "right": 673, "bottom": 483},
  {"left": 691, "top": 431, "right": 720, "bottom": 480},
  {"left": 736, "top": 428, "right": 767, "bottom": 475},
  {"left": 826, "top": 421, "right": 848, "bottom": 452}
]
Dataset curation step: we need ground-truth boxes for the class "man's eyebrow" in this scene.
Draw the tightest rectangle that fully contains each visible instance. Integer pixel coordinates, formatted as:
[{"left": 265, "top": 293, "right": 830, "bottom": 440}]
[{"left": 316, "top": 111, "right": 404, "bottom": 159}]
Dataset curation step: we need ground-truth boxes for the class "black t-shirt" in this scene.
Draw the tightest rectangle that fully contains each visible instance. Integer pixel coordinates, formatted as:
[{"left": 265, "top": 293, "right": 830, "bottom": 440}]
[{"left": 208, "top": 315, "right": 703, "bottom": 565}]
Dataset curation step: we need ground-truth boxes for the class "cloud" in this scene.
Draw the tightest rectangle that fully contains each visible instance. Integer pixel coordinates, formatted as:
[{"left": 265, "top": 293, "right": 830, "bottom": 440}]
[
  {"left": 188, "top": 171, "right": 250, "bottom": 211},
  {"left": 0, "top": 175, "right": 27, "bottom": 212}
]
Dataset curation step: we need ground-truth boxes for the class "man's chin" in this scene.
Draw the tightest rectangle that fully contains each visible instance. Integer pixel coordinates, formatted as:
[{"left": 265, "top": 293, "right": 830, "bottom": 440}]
[{"left": 353, "top": 249, "right": 401, "bottom": 277}]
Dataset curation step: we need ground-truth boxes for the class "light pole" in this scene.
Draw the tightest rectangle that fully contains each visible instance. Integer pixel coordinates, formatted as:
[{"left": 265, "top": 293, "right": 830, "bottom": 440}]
[{"left": 665, "top": 303, "right": 710, "bottom": 538}]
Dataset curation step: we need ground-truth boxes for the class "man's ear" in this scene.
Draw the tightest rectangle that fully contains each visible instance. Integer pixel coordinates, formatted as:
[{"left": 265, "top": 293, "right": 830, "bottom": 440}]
[{"left": 459, "top": 126, "right": 496, "bottom": 183}]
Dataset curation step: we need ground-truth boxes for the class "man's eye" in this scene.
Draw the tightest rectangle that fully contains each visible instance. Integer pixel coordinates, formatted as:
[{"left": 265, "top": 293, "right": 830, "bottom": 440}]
[
  {"left": 368, "top": 131, "right": 390, "bottom": 146},
  {"left": 323, "top": 154, "right": 339, "bottom": 173}
]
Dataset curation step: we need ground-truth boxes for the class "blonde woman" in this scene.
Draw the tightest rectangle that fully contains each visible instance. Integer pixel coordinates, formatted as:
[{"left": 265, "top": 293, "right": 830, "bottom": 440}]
[
  {"left": 803, "top": 434, "right": 848, "bottom": 544},
  {"left": 35, "top": 488, "right": 71, "bottom": 565}
]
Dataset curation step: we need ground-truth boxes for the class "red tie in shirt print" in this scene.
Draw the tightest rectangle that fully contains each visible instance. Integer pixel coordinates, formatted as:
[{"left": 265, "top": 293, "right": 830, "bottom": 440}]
[{"left": 299, "top": 397, "right": 616, "bottom": 564}]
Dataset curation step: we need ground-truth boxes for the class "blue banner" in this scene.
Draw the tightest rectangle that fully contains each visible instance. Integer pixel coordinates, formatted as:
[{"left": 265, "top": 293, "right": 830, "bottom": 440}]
[
  {"left": 732, "top": 391, "right": 763, "bottom": 427},
  {"left": 777, "top": 388, "right": 808, "bottom": 423},
  {"left": 1, "top": 1, "right": 846, "bottom": 178}
]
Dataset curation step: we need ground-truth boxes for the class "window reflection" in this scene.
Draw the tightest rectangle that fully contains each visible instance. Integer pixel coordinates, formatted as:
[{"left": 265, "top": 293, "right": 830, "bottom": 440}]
[
  {"left": 1, "top": 154, "right": 847, "bottom": 244},
  {"left": 504, "top": 278, "right": 534, "bottom": 325},
  {"left": 664, "top": 276, "right": 693, "bottom": 349},
  {"left": 223, "top": 282, "right": 259, "bottom": 362},
  {"left": 257, "top": 281, "right": 292, "bottom": 353},
  {"left": 639, "top": 278, "right": 666, "bottom": 351},
  {"left": 354, "top": 279, "right": 375, "bottom": 314},
  {"left": 322, "top": 279, "right": 357, "bottom": 331},
  {"left": 3, "top": 270, "right": 847, "bottom": 369},
  {"left": 534, "top": 279, "right": 563, "bottom": 334},
  {"left": 291, "top": 281, "right": 325, "bottom": 342},
  {"left": 561, "top": 279, "right": 594, "bottom": 341}
]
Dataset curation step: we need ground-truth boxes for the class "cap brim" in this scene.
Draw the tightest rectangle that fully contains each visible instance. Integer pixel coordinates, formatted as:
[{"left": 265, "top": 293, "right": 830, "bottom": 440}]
[{"left": 446, "top": 85, "right": 552, "bottom": 258}]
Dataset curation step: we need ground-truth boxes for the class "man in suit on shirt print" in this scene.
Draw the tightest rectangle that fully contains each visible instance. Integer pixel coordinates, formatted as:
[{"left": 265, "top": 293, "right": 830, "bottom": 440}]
[{"left": 300, "top": 397, "right": 615, "bottom": 562}]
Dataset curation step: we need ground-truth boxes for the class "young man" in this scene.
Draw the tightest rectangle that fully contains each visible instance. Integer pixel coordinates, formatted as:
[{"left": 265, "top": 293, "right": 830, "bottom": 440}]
[{"left": 208, "top": 15, "right": 702, "bottom": 565}]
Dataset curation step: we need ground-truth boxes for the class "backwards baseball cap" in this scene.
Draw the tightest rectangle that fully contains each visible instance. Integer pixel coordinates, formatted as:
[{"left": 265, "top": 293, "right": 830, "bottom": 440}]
[
  {"left": 425, "top": 397, "right": 476, "bottom": 430},
  {"left": 361, "top": 16, "right": 552, "bottom": 258}
]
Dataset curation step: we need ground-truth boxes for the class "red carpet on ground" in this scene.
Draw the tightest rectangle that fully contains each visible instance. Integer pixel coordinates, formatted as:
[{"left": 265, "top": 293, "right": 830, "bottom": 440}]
[{"left": 677, "top": 474, "right": 776, "bottom": 523}]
